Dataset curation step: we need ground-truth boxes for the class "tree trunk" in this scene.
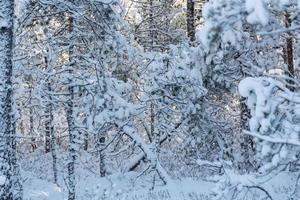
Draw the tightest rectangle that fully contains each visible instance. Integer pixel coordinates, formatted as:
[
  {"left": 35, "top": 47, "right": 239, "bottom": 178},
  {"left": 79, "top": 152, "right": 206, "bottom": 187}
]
[
  {"left": 67, "top": 84, "right": 75, "bottom": 200},
  {"left": 44, "top": 56, "right": 51, "bottom": 154},
  {"left": 283, "top": 12, "right": 294, "bottom": 90},
  {"left": 66, "top": 13, "right": 76, "bottom": 200},
  {"left": 29, "top": 85, "right": 36, "bottom": 152},
  {"left": 67, "top": 85, "right": 75, "bottom": 200},
  {"left": 83, "top": 132, "right": 88, "bottom": 151},
  {"left": 44, "top": 58, "right": 51, "bottom": 153},
  {"left": 148, "top": 0, "right": 154, "bottom": 50},
  {"left": 150, "top": 103, "right": 154, "bottom": 142},
  {"left": 98, "top": 135, "right": 106, "bottom": 177},
  {"left": 187, "top": 0, "right": 195, "bottom": 42},
  {"left": 0, "top": 0, "right": 22, "bottom": 198},
  {"left": 45, "top": 80, "right": 58, "bottom": 184}
]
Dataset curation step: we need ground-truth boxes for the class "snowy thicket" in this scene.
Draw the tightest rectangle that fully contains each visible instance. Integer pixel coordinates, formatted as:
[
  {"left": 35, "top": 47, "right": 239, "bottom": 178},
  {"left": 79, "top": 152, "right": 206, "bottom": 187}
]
[
  {"left": 2, "top": 0, "right": 300, "bottom": 199},
  {"left": 197, "top": 0, "right": 300, "bottom": 199}
]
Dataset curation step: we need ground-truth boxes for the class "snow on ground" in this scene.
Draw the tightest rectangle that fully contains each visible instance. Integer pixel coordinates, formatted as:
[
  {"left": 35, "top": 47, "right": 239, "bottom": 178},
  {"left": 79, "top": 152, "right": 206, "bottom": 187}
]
[
  {"left": 20, "top": 151, "right": 300, "bottom": 200},
  {"left": 23, "top": 174, "right": 64, "bottom": 200},
  {"left": 22, "top": 169, "right": 300, "bottom": 200},
  {"left": 23, "top": 171, "right": 213, "bottom": 200}
]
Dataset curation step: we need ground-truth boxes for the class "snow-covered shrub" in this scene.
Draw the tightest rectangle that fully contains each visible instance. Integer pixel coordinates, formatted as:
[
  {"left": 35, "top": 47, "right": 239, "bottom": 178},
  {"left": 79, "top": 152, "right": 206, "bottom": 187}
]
[
  {"left": 239, "top": 77, "right": 300, "bottom": 173},
  {"left": 199, "top": 0, "right": 281, "bottom": 90}
]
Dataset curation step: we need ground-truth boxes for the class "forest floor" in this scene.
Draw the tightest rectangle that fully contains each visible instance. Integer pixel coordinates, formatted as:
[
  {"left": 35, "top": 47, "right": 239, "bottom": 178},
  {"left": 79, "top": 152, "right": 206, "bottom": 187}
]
[
  {"left": 20, "top": 149, "right": 300, "bottom": 200},
  {"left": 23, "top": 173, "right": 213, "bottom": 200}
]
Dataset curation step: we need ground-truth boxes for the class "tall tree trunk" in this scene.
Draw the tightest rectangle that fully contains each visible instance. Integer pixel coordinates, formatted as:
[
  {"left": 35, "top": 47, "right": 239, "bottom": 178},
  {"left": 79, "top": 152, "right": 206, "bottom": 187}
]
[
  {"left": 45, "top": 118, "right": 51, "bottom": 154},
  {"left": 45, "top": 77, "right": 58, "bottom": 184},
  {"left": 67, "top": 83, "right": 75, "bottom": 200},
  {"left": 66, "top": 85, "right": 75, "bottom": 200},
  {"left": 67, "top": 13, "right": 76, "bottom": 200},
  {"left": 0, "top": 0, "right": 22, "bottom": 198},
  {"left": 44, "top": 58, "right": 51, "bottom": 154},
  {"left": 148, "top": 0, "right": 154, "bottom": 50},
  {"left": 150, "top": 103, "right": 154, "bottom": 142},
  {"left": 187, "top": 0, "right": 195, "bottom": 42},
  {"left": 238, "top": 23, "right": 256, "bottom": 172},
  {"left": 283, "top": 12, "right": 294, "bottom": 90},
  {"left": 148, "top": 0, "right": 155, "bottom": 141},
  {"left": 29, "top": 84, "right": 36, "bottom": 152}
]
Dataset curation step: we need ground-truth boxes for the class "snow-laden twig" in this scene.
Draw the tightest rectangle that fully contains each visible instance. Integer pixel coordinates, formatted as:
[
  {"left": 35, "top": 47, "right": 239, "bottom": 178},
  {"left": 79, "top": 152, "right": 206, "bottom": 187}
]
[{"left": 244, "top": 130, "right": 300, "bottom": 146}]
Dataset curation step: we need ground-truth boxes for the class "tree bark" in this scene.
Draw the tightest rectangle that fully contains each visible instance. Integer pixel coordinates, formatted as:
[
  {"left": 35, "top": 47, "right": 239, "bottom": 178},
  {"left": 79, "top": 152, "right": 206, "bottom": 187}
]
[
  {"left": 44, "top": 56, "right": 51, "bottom": 153},
  {"left": 46, "top": 79, "right": 58, "bottom": 184},
  {"left": 29, "top": 83, "right": 36, "bottom": 152},
  {"left": 98, "top": 135, "right": 106, "bottom": 177},
  {"left": 83, "top": 132, "right": 88, "bottom": 151},
  {"left": 66, "top": 13, "right": 76, "bottom": 200},
  {"left": 283, "top": 12, "right": 294, "bottom": 90},
  {"left": 0, "top": 0, "right": 23, "bottom": 198},
  {"left": 187, "top": 0, "right": 195, "bottom": 42}
]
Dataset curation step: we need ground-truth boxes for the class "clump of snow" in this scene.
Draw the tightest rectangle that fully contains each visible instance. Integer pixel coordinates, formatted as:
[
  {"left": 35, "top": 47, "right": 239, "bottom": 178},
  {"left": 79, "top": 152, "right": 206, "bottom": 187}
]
[
  {"left": 279, "top": 0, "right": 291, "bottom": 6},
  {"left": 0, "top": 175, "right": 6, "bottom": 185},
  {"left": 239, "top": 77, "right": 276, "bottom": 133},
  {"left": 245, "top": 0, "right": 269, "bottom": 25},
  {"left": 0, "top": 19, "right": 9, "bottom": 29},
  {"left": 222, "top": 30, "right": 236, "bottom": 46},
  {"left": 198, "top": 21, "right": 213, "bottom": 49}
]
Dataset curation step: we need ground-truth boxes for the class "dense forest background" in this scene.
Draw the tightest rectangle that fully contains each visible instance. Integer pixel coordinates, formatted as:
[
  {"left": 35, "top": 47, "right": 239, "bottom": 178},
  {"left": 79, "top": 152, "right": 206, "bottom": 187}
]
[{"left": 1, "top": 0, "right": 300, "bottom": 199}]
